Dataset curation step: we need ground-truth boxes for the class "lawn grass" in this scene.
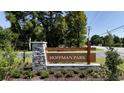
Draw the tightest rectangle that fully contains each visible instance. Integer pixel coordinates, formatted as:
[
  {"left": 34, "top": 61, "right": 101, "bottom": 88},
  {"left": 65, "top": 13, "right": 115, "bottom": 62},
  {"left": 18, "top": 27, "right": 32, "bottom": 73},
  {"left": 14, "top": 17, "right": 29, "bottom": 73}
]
[
  {"left": 15, "top": 59, "right": 32, "bottom": 63},
  {"left": 96, "top": 58, "right": 105, "bottom": 65},
  {"left": 96, "top": 48, "right": 104, "bottom": 52}
]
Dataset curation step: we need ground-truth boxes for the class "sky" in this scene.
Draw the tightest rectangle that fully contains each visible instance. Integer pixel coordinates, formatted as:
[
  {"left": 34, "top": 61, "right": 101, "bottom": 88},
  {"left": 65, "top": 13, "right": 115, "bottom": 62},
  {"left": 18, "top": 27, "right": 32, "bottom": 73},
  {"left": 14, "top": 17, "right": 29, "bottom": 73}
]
[
  {"left": 0, "top": 12, "right": 10, "bottom": 28},
  {"left": 0, "top": 11, "right": 124, "bottom": 38},
  {"left": 86, "top": 11, "right": 124, "bottom": 38}
]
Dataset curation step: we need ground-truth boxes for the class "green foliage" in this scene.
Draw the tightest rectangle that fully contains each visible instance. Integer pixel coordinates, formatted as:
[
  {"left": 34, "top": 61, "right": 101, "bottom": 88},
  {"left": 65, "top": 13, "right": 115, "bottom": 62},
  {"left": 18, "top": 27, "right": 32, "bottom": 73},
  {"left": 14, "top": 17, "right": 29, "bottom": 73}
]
[
  {"left": 90, "top": 35, "right": 103, "bottom": 45},
  {"left": 5, "top": 11, "right": 87, "bottom": 48},
  {"left": 122, "top": 38, "right": 124, "bottom": 47},
  {"left": 105, "top": 47, "right": 123, "bottom": 81},
  {"left": 73, "top": 69, "right": 80, "bottom": 74},
  {"left": 10, "top": 68, "right": 21, "bottom": 78},
  {"left": 23, "top": 70, "right": 33, "bottom": 79},
  {"left": 113, "top": 35, "right": 122, "bottom": 47},
  {"left": 0, "top": 28, "right": 17, "bottom": 50},
  {"left": 65, "top": 70, "right": 74, "bottom": 78},
  {"left": 90, "top": 33, "right": 124, "bottom": 47},
  {"left": 54, "top": 71, "right": 63, "bottom": 78},
  {"left": 0, "top": 46, "right": 16, "bottom": 66},
  {"left": 79, "top": 72, "right": 86, "bottom": 78},
  {"left": 61, "top": 69, "right": 68, "bottom": 75},
  {"left": 65, "top": 11, "right": 87, "bottom": 47},
  {"left": 42, "top": 11, "right": 67, "bottom": 47},
  {"left": 86, "top": 69, "right": 94, "bottom": 74},
  {"left": 0, "top": 68, "right": 6, "bottom": 80},
  {"left": 0, "top": 36, "right": 17, "bottom": 80},
  {"left": 90, "top": 71, "right": 100, "bottom": 78},
  {"left": 40, "top": 70, "right": 49, "bottom": 79},
  {"left": 35, "top": 71, "right": 41, "bottom": 76},
  {"left": 104, "top": 32, "right": 114, "bottom": 47},
  {"left": 48, "top": 70, "right": 54, "bottom": 74}
]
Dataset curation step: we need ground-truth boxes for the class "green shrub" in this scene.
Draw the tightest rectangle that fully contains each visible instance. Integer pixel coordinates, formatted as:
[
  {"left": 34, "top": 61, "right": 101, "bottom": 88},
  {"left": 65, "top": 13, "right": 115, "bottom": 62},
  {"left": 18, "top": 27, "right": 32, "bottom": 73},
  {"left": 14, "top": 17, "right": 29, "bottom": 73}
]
[
  {"left": 65, "top": 71, "right": 74, "bottom": 78},
  {"left": 40, "top": 70, "right": 49, "bottom": 79},
  {"left": 87, "top": 69, "right": 94, "bottom": 74},
  {"left": 35, "top": 71, "right": 41, "bottom": 76},
  {"left": 0, "top": 43, "right": 17, "bottom": 80},
  {"left": 118, "top": 70, "right": 123, "bottom": 76},
  {"left": 61, "top": 69, "right": 68, "bottom": 75},
  {"left": 0, "top": 68, "right": 6, "bottom": 80},
  {"left": 92, "top": 72, "right": 100, "bottom": 78},
  {"left": 73, "top": 69, "right": 79, "bottom": 74},
  {"left": 79, "top": 72, "right": 86, "bottom": 78},
  {"left": 23, "top": 70, "right": 33, "bottom": 79},
  {"left": 11, "top": 68, "right": 21, "bottom": 78},
  {"left": 54, "top": 71, "right": 63, "bottom": 78},
  {"left": 98, "top": 66, "right": 108, "bottom": 78},
  {"left": 105, "top": 47, "right": 123, "bottom": 81},
  {"left": 49, "top": 70, "right": 54, "bottom": 74}
]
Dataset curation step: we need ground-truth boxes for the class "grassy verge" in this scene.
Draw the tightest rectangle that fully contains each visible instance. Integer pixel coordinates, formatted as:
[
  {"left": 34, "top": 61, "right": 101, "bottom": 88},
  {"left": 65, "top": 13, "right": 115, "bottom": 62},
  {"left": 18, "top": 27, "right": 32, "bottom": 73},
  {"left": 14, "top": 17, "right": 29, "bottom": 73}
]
[
  {"left": 96, "top": 58, "right": 105, "bottom": 65},
  {"left": 96, "top": 58, "right": 124, "bottom": 71},
  {"left": 96, "top": 48, "right": 104, "bottom": 52}
]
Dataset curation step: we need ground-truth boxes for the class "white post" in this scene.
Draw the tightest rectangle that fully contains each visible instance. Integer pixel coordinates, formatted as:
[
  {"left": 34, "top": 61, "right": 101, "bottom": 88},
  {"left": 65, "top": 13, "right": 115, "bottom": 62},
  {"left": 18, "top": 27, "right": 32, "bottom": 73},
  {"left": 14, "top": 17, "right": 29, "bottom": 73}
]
[{"left": 29, "top": 37, "right": 31, "bottom": 50}]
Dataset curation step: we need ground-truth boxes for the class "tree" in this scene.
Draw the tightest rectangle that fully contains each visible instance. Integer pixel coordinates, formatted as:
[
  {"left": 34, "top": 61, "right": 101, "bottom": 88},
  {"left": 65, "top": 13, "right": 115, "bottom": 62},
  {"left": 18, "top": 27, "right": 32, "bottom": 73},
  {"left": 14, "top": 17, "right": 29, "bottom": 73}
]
[
  {"left": 0, "top": 27, "right": 17, "bottom": 50},
  {"left": 5, "top": 11, "right": 45, "bottom": 62},
  {"left": 90, "top": 35, "right": 102, "bottom": 45},
  {"left": 103, "top": 32, "right": 114, "bottom": 47},
  {"left": 37, "top": 11, "right": 67, "bottom": 47},
  {"left": 113, "top": 35, "right": 122, "bottom": 47},
  {"left": 5, "top": 11, "right": 44, "bottom": 50},
  {"left": 122, "top": 38, "right": 124, "bottom": 47},
  {"left": 65, "top": 11, "right": 87, "bottom": 47},
  {"left": 5, "top": 11, "right": 87, "bottom": 48}
]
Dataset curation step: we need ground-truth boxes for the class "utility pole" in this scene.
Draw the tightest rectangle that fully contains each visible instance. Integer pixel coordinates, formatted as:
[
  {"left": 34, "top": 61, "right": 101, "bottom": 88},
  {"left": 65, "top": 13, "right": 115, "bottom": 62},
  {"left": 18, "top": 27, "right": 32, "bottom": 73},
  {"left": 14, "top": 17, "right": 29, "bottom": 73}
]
[
  {"left": 87, "top": 26, "right": 91, "bottom": 64},
  {"left": 88, "top": 26, "right": 91, "bottom": 39}
]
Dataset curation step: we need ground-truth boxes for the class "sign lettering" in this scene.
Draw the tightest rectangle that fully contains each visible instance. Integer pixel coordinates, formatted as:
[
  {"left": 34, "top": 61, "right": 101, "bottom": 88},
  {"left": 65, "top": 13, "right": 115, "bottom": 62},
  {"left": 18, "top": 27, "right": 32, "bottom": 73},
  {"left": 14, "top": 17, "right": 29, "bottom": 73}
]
[{"left": 47, "top": 53, "right": 96, "bottom": 63}]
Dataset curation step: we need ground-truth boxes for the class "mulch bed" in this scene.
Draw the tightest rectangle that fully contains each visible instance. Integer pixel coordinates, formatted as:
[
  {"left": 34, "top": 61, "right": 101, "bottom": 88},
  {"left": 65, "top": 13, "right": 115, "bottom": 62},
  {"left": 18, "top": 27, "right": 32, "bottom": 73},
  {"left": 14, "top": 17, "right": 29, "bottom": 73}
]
[{"left": 6, "top": 75, "right": 106, "bottom": 81}]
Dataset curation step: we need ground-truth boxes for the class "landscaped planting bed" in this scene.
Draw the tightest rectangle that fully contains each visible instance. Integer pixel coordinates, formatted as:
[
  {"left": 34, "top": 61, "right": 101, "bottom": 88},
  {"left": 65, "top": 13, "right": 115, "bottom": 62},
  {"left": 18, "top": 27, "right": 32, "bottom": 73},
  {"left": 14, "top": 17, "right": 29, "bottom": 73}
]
[{"left": 0, "top": 62, "right": 124, "bottom": 81}]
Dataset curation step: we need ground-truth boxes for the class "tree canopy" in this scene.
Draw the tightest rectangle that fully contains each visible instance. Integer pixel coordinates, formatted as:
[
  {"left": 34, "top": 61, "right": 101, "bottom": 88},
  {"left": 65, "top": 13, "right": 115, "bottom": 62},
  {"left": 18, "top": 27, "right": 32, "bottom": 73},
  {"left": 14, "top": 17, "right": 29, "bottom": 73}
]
[
  {"left": 5, "top": 11, "right": 87, "bottom": 49},
  {"left": 90, "top": 35, "right": 102, "bottom": 45}
]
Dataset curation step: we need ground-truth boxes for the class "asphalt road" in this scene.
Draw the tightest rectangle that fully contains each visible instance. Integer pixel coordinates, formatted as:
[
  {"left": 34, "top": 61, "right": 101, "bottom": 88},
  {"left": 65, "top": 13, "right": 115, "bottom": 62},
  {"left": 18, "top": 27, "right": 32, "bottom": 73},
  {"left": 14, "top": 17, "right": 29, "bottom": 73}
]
[{"left": 93, "top": 46, "right": 124, "bottom": 59}]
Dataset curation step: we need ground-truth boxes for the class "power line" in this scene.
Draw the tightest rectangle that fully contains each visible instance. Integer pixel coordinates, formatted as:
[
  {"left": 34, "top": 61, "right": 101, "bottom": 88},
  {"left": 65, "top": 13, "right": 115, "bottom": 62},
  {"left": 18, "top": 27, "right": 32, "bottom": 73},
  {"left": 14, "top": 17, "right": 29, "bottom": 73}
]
[{"left": 99, "top": 25, "right": 124, "bottom": 36}]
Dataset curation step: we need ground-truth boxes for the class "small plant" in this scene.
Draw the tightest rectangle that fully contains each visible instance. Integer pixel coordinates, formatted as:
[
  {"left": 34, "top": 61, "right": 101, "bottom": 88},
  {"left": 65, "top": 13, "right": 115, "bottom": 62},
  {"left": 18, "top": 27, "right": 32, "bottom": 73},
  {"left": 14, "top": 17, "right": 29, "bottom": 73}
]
[
  {"left": 79, "top": 72, "right": 86, "bottom": 78},
  {"left": 61, "top": 69, "right": 68, "bottom": 75},
  {"left": 23, "top": 70, "right": 33, "bottom": 79},
  {"left": 65, "top": 71, "right": 74, "bottom": 78},
  {"left": 0, "top": 68, "right": 6, "bottom": 80},
  {"left": 98, "top": 66, "right": 108, "bottom": 78},
  {"left": 49, "top": 70, "right": 54, "bottom": 75},
  {"left": 87, "top": 69, "right": 94, "bottom": 74},
  {"left": 10, "top": 68, "right": 21, "bottom": 78},
  {"left": 35, "top": 71, "right": 41, "bottom": 76},
  {"left": 40, "top": 70, "right": 49, "bottom": 79},
  {"left": 73, "top": 69, "right": 79, "bottom": 74},
  {"left": 54, "top": 71, "right": 63, "bottom": 78},
  {"left": 92, "top": 72, "right": 100, "bottom": 78}
]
